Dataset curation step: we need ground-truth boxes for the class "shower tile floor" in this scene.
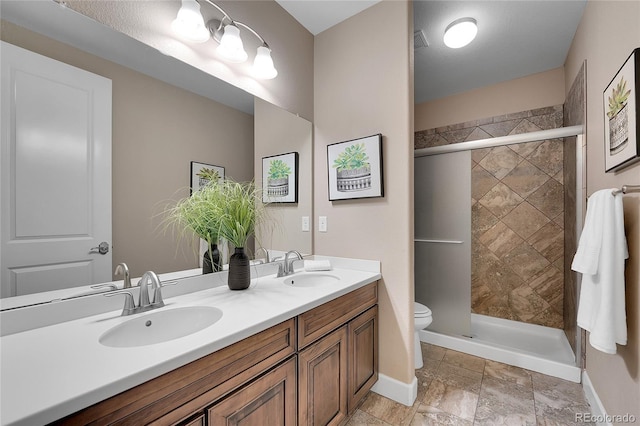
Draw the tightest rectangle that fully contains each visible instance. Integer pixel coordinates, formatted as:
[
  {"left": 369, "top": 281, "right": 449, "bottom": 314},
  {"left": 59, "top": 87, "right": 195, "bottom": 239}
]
[{"left": 345, "top": 342, "right": 594, "bottom": 426}]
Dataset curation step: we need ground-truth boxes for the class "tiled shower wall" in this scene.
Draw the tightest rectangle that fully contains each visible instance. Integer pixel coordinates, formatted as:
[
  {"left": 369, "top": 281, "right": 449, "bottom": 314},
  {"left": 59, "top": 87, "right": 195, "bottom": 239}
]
[{"left": 415, "top": 106, "right": 565, "bottom": 329}]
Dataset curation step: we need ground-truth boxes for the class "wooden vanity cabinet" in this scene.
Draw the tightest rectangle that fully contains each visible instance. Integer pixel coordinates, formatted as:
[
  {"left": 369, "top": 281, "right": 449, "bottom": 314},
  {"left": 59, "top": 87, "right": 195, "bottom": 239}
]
[
  {"left": 54, "top": 319, "right": 296, "bottom": 425},
  {"left": 297, "top": 283, "right": 378, "bottom": 425},
  {"left": 54, "top": 282, "right": 378, "bottom": 426}
]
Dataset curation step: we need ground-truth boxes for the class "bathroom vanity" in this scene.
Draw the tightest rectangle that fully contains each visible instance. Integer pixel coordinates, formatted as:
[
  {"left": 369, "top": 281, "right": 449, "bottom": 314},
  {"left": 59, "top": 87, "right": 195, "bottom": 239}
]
[{"left": 0, "top": 257, "right": 380, "bottom": 426}]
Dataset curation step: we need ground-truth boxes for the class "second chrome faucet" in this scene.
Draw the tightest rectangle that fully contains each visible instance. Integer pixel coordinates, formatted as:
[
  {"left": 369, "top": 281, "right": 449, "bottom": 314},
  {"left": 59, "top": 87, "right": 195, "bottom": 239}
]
[{"left": 277, "top": 250, "right": 303, "bottom": 277}]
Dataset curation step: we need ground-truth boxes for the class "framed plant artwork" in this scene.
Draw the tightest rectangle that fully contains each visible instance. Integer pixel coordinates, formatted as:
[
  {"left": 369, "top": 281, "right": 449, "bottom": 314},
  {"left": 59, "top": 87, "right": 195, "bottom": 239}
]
[
  {"left": 604, "top": 48, "right": 640, "bottom": 172},
  {"left": 262, "top": 152, "right": 298, "bottom": 203},
  {"left": 190, "top": 161, "right": 225, "bottom": 194},
  {"left": 327, "top": 134, "right": 383, "bottom": 201}
]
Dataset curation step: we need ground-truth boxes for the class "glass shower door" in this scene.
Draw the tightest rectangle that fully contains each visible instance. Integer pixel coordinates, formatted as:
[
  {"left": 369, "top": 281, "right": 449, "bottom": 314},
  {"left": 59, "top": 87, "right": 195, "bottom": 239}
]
[{"left": 415, "top": 151, "right": 471, "bottom": 336}]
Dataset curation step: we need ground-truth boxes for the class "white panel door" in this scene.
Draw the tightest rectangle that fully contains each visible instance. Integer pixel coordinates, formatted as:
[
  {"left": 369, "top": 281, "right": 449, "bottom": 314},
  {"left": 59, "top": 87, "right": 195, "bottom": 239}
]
[
  {"left": 415, "top": 151, "right": 471, "bottom": 336},
  {"left": 1, "top": 41, "right": 112, "bottom": 298}
]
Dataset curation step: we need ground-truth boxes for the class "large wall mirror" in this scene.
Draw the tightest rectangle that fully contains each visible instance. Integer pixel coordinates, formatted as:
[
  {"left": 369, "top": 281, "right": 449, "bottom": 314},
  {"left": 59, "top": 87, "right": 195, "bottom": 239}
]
[{"left": 0, "top": 1, "right": 312, "bottom": 306}]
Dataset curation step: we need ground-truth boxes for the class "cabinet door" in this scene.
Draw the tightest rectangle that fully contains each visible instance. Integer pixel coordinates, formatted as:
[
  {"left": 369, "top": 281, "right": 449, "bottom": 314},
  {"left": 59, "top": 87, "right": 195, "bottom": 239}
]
[
  {"left": 298, "top": 326, "right": 348, "bottom": 426},
  {"left": 348, "top": 305, "right": 378, "bottom": 413},
  {"left": 207, "top": 357, "right": 296, "bottom": 426}
]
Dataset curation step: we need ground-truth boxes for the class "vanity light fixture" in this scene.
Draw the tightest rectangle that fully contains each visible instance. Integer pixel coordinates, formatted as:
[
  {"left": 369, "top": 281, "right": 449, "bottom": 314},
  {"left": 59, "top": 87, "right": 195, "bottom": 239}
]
[
  {"left": 443, "top": 17, "right": 478, "bottom": 49},
  {"left": 172, "top": 0, "right": 278, "bottom": 79}
]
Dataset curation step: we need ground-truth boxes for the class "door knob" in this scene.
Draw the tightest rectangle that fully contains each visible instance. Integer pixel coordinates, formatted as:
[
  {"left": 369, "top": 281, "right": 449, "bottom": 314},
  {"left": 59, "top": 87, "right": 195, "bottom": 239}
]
[{"left": 90, "top": 241, "right": 110, "bottom": 255}]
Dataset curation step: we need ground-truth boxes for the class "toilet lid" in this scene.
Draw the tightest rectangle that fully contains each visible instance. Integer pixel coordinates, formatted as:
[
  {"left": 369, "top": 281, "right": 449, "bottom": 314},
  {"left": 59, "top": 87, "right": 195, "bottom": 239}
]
[{"left": 414, "top": 302, "right": 431, "bottom": 316}]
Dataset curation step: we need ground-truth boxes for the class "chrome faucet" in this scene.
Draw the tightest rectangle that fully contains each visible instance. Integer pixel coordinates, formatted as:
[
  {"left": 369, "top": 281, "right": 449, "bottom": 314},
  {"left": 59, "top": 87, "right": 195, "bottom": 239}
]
[
  {"left": 137, "top": 271, "right": 164, "bottom": 310},
  {"left": 104, "top": 270, "right": 166, "bottom": 316},
  {"left": 277, "top": 250, "right": 303, "bottom": 277},
  {"left": 114, "top": 263, "right": 131, "bottom": 288}
]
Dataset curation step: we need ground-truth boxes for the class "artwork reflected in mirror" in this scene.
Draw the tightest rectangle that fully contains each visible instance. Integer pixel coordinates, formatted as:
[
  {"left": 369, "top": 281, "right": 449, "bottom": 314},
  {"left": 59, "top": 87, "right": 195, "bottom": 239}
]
[{"left": 191, "top": 162, "right": 225, "bottom": 194}]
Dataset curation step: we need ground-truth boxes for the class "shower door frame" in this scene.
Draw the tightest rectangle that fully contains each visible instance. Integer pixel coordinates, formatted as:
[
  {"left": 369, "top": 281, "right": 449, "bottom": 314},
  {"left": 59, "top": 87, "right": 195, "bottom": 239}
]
[{"left": 414, "top": 125, "right": 585, "bottom": 369}]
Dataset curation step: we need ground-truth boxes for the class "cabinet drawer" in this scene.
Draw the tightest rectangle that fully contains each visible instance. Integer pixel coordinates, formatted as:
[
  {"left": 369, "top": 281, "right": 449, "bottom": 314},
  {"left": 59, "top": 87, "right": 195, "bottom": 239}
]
[
  {"left": 58, "top": 319, "right": 296, "bottom": 425},
  {"left": 298, "top": 282, "right": 377, "bottom": 349}
]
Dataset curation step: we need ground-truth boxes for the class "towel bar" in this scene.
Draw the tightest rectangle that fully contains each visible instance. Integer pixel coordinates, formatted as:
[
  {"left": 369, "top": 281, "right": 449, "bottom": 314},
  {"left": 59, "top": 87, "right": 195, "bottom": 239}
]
[
  {"left": 587, "top": 184, "right": 640, "bottom": 200},
  {"left": 612, "top": 184, "right": 640, "bottom": 195}
]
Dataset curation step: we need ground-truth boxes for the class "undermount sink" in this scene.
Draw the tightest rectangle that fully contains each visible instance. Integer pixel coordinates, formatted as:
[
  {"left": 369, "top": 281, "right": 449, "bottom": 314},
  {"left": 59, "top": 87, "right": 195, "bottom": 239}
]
[
  {"left": 283, "top": 273, "right": 340, "bottom": 288},
  {"left": 99, "top": 306, "right": 223, "bottom": 348}
]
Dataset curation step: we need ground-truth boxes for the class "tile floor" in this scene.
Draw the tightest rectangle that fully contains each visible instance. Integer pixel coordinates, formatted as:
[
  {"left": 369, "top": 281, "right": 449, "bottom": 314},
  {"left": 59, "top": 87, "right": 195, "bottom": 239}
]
[{"left": 345, "top": 343, "right": 594, "bottom": 425}]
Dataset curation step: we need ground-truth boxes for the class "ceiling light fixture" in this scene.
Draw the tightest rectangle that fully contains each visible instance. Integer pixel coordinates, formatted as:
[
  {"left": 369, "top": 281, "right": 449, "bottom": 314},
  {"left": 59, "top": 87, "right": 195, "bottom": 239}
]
[
  {"left": 443, "top": 17, "right": 477, "bottom": 49},
  {"left": 172, "top": 0, "right": 277, "bottom": 79}
]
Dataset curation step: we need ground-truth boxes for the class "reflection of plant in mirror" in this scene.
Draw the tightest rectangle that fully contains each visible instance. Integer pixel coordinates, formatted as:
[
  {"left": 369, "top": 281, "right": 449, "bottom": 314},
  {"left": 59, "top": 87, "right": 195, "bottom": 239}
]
[
  {"left": 607, "top": 77, "right": 631, "bottom": 119},
  {"left": 268, "top": 159, "right": 291, "bottom": 179},
  {"left": 164, "top": 179, "right": 268, "bottom": 253},
  {"left": 163, "top": 180, "right": 225, "bottom": 268},
  {"left": 332, "top": 143, "right": 369, "bottom": 171}
]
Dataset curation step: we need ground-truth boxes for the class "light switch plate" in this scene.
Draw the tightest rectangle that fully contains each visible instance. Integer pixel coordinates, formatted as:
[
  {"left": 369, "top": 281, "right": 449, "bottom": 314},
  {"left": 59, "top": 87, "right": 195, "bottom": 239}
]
[
  {"left": 319, "top": 216, "right": 327, "bottom": 232},
  {"left": 302, "top": 216, "right": 310, "bottom": 232}
]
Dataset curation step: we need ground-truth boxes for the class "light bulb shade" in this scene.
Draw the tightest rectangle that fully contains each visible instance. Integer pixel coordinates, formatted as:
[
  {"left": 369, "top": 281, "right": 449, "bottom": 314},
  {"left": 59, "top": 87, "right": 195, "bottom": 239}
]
[
  {"left": 217, "top": 24, "right": 248, "bottom": 63},
  {"left": 443, "top": 18, "right": 477, "bottom": 48},
  {"left": 172, "top": 0, "right": 210, "bottom": 43},
  {"left": 252, "top": 46, "right": 278, "bottom": 79}
]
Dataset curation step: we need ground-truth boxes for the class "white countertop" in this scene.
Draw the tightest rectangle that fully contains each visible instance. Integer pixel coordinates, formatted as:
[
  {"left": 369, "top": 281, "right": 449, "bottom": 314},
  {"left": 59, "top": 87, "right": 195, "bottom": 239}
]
[{"left": 0, "top": 257, "right": 380, "bottom": 426}]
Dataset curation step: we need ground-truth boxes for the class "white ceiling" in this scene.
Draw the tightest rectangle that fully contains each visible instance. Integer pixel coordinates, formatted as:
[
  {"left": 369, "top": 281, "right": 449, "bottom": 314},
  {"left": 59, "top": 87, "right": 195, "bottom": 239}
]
[
  {"left": 2, "top": 1, "right": 587, "bottom": 112},
  {"left": 277, "top": 0, "right": 587, "bottom": 104},
  {"left": 275, "top": 0, "right": 382, "bottom": 35}
]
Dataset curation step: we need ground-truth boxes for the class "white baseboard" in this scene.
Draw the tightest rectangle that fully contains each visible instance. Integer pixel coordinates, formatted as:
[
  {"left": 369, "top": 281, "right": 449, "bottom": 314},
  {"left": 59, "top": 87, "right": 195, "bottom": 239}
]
[
  {"left": 371, "top": 373, "right": 417, "bottom": 407},
  {"left": 582, "top": 370, "right": 611, "bottom": 426}
]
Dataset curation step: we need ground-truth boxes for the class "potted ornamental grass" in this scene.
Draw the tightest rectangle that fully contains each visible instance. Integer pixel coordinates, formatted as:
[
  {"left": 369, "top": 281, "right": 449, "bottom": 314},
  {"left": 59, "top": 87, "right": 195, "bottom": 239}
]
[
  {"left": 217, "top": 179, "right": 266, "bottom": 290},
  {"left": 332, "top": 142, "right": 372, "bottom": 192},
  {"left": 164, "top": 176, "right": 267, "bottom": 290}
]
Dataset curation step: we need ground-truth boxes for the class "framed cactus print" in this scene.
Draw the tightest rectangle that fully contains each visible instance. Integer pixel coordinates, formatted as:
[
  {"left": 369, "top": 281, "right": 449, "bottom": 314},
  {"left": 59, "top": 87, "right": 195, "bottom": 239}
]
[
  {"left": 262, "top": 152, "right": 298, "bottom": 203},
  {"left": 604, "top": 48, "right": 640, "bottom": 172},
  {"left": 327, "top": 134, "right": 383, "bottom": 201},
  {"left": 190, "top": 161, "right": 224, "bottom": 194}
]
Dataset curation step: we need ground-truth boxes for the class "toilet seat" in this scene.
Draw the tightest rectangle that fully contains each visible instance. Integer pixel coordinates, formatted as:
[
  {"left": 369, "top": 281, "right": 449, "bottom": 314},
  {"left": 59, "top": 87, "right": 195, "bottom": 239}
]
[{"left": 414, "top": 302, "right": 431, "bottom": 317}]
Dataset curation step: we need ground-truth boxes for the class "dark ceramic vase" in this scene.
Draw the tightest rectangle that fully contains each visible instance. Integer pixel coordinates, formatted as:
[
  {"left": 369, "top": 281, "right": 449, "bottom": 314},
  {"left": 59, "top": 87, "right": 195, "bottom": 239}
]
[
  {"left": 228, "top": 247, "right": 250, "bottom": 290},
  {"left": 203, "top": 243, "right": 221, "bottom": 274}
]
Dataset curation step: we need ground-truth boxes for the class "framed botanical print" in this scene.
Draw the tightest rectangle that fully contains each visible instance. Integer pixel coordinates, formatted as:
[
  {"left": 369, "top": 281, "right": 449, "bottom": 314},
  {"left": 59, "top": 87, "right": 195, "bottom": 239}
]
[
  {"left": 327, "top": 134, "right": 383, "bottom": 201},
  {"left": 190, "top": 161, "right": 224, "bottom": 194},
  {"left": 262, "top": 152, "right": 298, "bottom": 203},
  {"left": 604, "top": 48, "right": 640, "bottom": 172}
]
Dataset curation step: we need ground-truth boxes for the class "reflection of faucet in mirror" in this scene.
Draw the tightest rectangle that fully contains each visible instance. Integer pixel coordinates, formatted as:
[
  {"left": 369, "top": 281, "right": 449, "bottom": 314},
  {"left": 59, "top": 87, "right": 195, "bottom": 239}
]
[
  {"left": 114, "top": 263, "right": 131, "bottom": 289},
  {"left": 254, "top": 247, "right": 270, "bottom": 264},
  {"left": 277, "top": 250, "right": 303, "bottom": 277}
]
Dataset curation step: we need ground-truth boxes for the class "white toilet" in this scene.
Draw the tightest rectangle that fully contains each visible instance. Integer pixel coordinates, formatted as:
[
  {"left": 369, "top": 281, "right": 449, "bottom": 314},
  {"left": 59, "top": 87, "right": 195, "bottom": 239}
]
[{"left": 414, "top": 302, "right": 433, "bottom": 369}]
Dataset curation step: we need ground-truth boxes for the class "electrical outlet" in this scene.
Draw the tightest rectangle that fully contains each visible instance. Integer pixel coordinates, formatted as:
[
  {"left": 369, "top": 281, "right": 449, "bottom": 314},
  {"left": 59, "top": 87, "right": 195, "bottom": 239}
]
[
  {"left": 302, "top": 216, "right": 310, "bottom": 232},
  {"left": 319, "top": 216, "right": 327, "bottom": 232}
]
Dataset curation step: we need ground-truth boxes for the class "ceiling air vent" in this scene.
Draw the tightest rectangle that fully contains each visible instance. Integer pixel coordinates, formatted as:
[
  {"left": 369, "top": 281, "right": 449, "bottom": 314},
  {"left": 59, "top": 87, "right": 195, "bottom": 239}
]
[{"left": 414, "top": 30, "right": 429, "bottom": 49}]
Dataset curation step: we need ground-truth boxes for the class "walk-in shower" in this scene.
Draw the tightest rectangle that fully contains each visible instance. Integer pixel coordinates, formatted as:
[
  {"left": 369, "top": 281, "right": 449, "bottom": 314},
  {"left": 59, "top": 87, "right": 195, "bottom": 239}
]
[{"left": 414, "top": 124, "right": 584, "bottom": 383}]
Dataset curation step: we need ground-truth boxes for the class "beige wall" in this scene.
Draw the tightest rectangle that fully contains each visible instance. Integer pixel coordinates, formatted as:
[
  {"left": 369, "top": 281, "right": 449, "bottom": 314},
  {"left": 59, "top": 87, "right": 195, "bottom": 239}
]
[
  {"left": 254, "top": 97, "right": 313, "bottom": 255},
  {"left": 565, "top": 1, "right": 640, "bottom": 420},
  {"left": 65, "top": 0, "right": 314, "bottom": 120},
  {"left": 415, "top": 67, "right": 565, "bottom": 131},
  {"left": 1, "top": 21, "right": 255, "bottom": 279},
  {"left": 314, "top": 0, "right": 415, "bottom": 384}
]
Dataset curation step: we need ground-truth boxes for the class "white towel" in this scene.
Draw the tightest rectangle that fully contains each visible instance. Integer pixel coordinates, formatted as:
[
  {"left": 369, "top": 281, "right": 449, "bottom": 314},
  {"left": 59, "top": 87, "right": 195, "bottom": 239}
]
[
  {"left": 572, "top": 189, "right": 628, "bottom": 354},
  {"left": 304, "top": 260, "right": 332, "bottom": 271}
]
